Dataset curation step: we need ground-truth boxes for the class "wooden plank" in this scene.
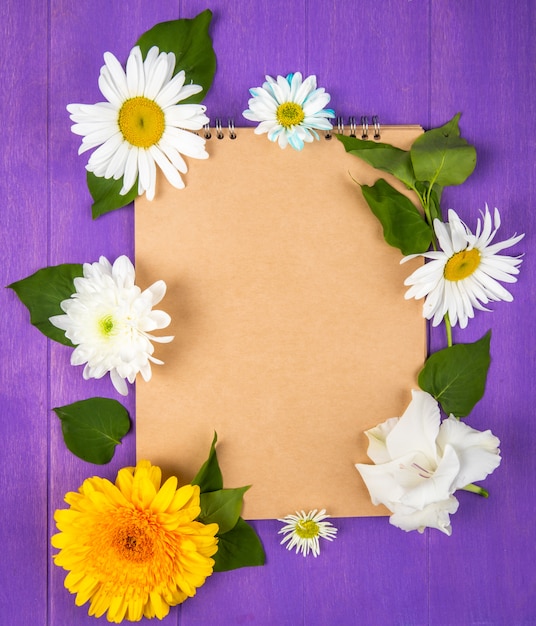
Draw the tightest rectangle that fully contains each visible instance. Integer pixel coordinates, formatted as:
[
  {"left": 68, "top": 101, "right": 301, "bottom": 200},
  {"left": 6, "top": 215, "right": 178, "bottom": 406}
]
[
  {"left": 429, "top": 1, "right": 536, "bottom": 624},
  {"left": 47, "top": 1, "right": 181, "bottom": 624},
  {"left": 0, "top": 1, "right": 49, "bottom": 624},
  {"left": 304, "top": 3, "right": 431, "bottom": 625},
  {"left": 179, "top": 1, "right": 308, "bottom": 624}
]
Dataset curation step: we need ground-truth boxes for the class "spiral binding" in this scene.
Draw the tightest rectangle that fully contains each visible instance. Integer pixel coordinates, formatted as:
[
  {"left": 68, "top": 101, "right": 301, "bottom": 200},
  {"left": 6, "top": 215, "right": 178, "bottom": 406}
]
[{"left": 205, "top": 117, "right": 381, "bottom": 141}]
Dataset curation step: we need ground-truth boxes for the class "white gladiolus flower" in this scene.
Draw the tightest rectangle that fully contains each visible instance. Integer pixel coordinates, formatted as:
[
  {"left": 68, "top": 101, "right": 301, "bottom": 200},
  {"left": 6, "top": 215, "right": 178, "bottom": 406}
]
[
  {"left": 67, "top": 45, "right": 209, "bottom": 200},
  {"left": 402, "top": 205, "right": 524, "bottom": 329},
  {"left": 243, "top": 72, "right": 335, "bottom": 150},
  {"left": 50, "top": 256, "right": 173, "bottom": 396},
  {"left": 356, "top": 390, "right": 501, "bottom": 535}
]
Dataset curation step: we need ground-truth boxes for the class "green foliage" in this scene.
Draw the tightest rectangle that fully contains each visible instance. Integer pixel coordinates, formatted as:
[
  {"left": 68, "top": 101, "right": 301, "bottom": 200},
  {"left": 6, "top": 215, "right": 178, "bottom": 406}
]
[
  {"left": 53, "top": 398, "right": 131, "bottom": 464},
  {"left": 418, "top": 331, "right": 491, "bottom": 417},
  {"left": 199, "top": 487, "right": 250, "bottom": 534},
  {"left": 339, "top": 113, "right": 476, "bottom": 248},
  {"left": 337, "top": 134, "right": 416, "bottom": 188},
  {"left": 136, "top": 10, "right": 217, "bottom": 104},
  {"left": 8, "top": 264, "right": 83, "bottom": 346},
  {"left": 194, "top": 433, "right": 265, "bottom": 570},
  {"left": 213, "top": 518, "right": 266, "bottom": 572},
  {"left": 410, "top": 113, "right": 477, "bottom": 187},
  {"left": 192, "top": 432, "right": 223, "bottom": 492},
  {"left": 88, "top": 172, "right": 138, "bottom": 219},
  {"left": 361, "top": 179, "right": 433, "bottom": 255}
]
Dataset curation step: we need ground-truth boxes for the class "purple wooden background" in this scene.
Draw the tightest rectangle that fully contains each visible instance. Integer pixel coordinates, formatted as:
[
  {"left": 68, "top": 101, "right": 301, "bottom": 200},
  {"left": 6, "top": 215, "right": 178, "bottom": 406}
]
[{"left": 1, "top": 1, "right": 534, "bottom": 624}]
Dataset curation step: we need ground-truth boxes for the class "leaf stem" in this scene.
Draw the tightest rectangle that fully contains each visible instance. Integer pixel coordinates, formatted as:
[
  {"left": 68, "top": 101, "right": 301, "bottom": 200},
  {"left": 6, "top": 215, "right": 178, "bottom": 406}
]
[
  {"left": 444, "top": 313, "right": 453, "bottom": 347},
  {"left": 461, "top": 483, "right": 489, "bottom": 498}
]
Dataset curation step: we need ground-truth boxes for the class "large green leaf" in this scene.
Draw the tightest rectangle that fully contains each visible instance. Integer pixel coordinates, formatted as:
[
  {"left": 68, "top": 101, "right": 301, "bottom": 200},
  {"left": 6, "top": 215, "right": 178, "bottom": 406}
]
[
  {"left": 192, "top": 432, "right": 223, "bottom": 492},
  {"left": 418, "top": 331, "right": 491, "bottom": 417},
  {"left": 199, "top": 487, "right": 250, "bottom": 534},
  {"left": 337, "top": 134, "right": 416, "bottom": 188},
  {"left": 361, "top": 178, "right": 433, "bottom": 255},
  {"left": 88, "top": 172, "right": 138, "bottom": 219},
  {"left": 410, "top": 113, "right": 476, "bottom": 187},
  {"left": 53, "top": 398, "right": 131, "bottom": 464},
  {"left": 213, "top": 517, "right": 266, "bottom": 572},
  {"left": 8, "top": 264, "right": 83, "bottom": 346},
  {"left": 136, "top": 10, "right": 217, "bottom": 104}
]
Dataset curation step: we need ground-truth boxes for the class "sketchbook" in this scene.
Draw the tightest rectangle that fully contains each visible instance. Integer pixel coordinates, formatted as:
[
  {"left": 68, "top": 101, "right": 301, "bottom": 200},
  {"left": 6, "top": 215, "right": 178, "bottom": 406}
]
[{"left": 135, "top": 123, "right": 425, "bottom": 519}]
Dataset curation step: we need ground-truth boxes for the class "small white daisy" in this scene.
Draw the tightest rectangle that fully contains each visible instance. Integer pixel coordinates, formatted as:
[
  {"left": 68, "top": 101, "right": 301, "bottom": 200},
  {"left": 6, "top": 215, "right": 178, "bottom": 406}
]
[
  {"left": 243, "top": 72, "right": 335, "bottom": 150},
  {"left": 67, "top": 45, "right": 209, "bottom": 201},
  {"left": 278, "top": 509, "right": 337, "bottom": 557},
  {"left": 402, "top": 204, "right": 524, "bottom": 329},
  {"left": 49, "top": 255, "right": 173, "bottom": 396}
]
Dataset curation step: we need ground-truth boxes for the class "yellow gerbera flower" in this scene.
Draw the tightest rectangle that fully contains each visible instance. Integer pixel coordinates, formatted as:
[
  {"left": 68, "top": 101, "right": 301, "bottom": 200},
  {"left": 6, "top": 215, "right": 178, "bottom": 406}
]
[{"left": 52, "top": 460, "right": 219, "bottom": 623}]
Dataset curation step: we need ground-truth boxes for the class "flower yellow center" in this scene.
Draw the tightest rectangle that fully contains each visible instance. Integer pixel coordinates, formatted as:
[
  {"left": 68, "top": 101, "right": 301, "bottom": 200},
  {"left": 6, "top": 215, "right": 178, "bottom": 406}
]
[
  {"left": 295, "top": 519, "right": 319, "bottom": 539},
  {"left": 118, "top": 96, "right": 165, "bottom": 148},
  {"left": 110, "top": 510, "right": 156, "bottom": 563},
  {"left": 444, "top": 248, "right": 481, "bottom": 281},
  {"left": 276, "top": 102, "right": 305, "bottom": 128},
  {"left": 98, "top": 315, "right": 115, "bottom": 337}
]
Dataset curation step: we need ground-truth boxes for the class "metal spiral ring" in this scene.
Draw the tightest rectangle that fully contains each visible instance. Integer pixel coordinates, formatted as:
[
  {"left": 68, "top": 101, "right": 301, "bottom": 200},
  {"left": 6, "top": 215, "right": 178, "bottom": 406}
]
[
  {"left": 360, "top": 116, "right": 369, "bottom": 139},
  {"left": 372, "top": 115, "right": 381, "bottom": 140},
  {"left": 215, "top": 118, "right": 224, "bottom": 140},
  {"left": 349, "top": 116, "right": 356, "bottom": 138}
]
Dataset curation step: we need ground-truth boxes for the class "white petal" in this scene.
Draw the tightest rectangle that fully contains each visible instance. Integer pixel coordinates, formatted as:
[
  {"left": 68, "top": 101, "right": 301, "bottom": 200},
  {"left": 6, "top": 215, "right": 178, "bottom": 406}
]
[
  {"left": 437, "top": 417, "right": 501, "bottom": 490},
  {"left": 385, "top": 390, "right": 440, "bottom": 465},
  {"left": 364, "top": 416, "right": 399, "bottom": 464},
  {"left": 149, "top": 146, "right": 185, "bottom": 191},
  {"left": 110, "top": 369, "right": 129, "bottom": 396},
  {"left": 389, "top": 497, "right": 459, "bottom": 535}
]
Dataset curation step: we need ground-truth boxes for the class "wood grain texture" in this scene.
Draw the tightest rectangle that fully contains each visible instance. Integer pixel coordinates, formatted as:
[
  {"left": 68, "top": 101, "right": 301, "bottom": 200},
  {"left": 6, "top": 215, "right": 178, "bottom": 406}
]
[
  {"left": 1, "top": 0, "right": 535, "bottom": 624},
  {"left": 0, "top": 1, "right": 49, "bottom": 624},
  {"left": 428, "top": 2, "right": 536, "bottom": 624}
]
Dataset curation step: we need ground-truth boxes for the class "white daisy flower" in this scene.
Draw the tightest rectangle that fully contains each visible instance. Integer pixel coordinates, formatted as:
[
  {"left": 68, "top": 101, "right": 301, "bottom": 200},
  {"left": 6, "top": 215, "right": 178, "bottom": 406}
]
[
  {"left": 49, "top": 255, "right": 173, "bottom": 396},
  {"left": 67, "top": 45, "right": 209, "bottom": 201},
  {"left": 243, "top": 72, "right": 335, "bottom": 150},
  {"left": 278, "top": 509, "right": 337, "bottom": 557},
  {"left": 402, "top": 205, "right": 524, "bottom": 329}
]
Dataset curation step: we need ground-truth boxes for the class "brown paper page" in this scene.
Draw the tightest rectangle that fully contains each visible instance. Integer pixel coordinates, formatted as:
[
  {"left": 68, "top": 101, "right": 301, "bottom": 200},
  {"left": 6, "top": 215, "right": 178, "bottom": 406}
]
[{"left": 135, "top": 126, "right": 425, "bottom": 519}]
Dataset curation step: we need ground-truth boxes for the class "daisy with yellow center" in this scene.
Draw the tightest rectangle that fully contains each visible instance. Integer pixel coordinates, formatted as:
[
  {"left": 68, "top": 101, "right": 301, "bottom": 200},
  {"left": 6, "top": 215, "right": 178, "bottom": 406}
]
[
  {"left": 402, "top": 205, "right": 524, "bottom": 329},
  {"left": 243, "top": 72, "right": 335, "bottom": 150},
  {"left": 67, "top": 45, "right": 209, "bottom": 201},
  {"left": 278, "top": 509, "right": 337, "bottom": 557},
  {"left": 52, "top": 460, "right": 219, "bottom": 623}
]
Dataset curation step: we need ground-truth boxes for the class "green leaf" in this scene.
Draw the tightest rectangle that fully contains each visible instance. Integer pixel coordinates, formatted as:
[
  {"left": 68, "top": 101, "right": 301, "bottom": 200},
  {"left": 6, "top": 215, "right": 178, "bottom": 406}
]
[
  {"left": 136, "top": 10, "right": 217, "bottom": 104},
  {"left": 213, "top": 517, "right": 266, "bottom": 572},
  {"left": 337, "top": 134, "right": 416, "bottom": 188},
  {"left": 8, "top": 264, "right": 83, "bottom": 346},
  {"left": 361, "top": 178, "right": 433, "bottom": 255},
  {"left": 88, "top": 171, "right": 138, "bottom": 219},
  {"left": 192, "top": 432, "right": 223, "bottom": 492},
  {"left": 415, "top": 181, "right": 443, "bottom": 221},
  {"left": 199, "top": 487, "right": 250, "bottom": 534},
  {"left": 53, "top": 398, "right": 131, "bottom": 464},
  {"left": 418, "top": 331, "right": 491, "bottom": 417},
  {"left": 410, "top": 113, "right": 476, "bottom": 187}
]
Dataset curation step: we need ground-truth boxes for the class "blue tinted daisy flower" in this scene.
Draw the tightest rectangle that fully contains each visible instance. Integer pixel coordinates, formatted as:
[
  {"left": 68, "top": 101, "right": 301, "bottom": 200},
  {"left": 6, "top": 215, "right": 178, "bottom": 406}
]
[{"left": 243, "top": 73, "right": 335, "bottom": 150}]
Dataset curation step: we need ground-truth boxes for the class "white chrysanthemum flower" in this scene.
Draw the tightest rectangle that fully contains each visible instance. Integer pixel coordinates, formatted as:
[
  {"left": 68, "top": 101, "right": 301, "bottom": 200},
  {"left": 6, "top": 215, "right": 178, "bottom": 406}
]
[
  {"left": 278, "top": 509, "right": 337, "bottom": 557},
  {"left": 402, "top": 205, "right": 524, "bottom": 329},
  {"left": 67, "top": 45, "right": 209, "bottom": 201},
  {"left": 49, "top": 256, "right": 173, "bottom": 396},
  {"left": 243, "top": 72, "right": 335, "bottom": 150}
]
